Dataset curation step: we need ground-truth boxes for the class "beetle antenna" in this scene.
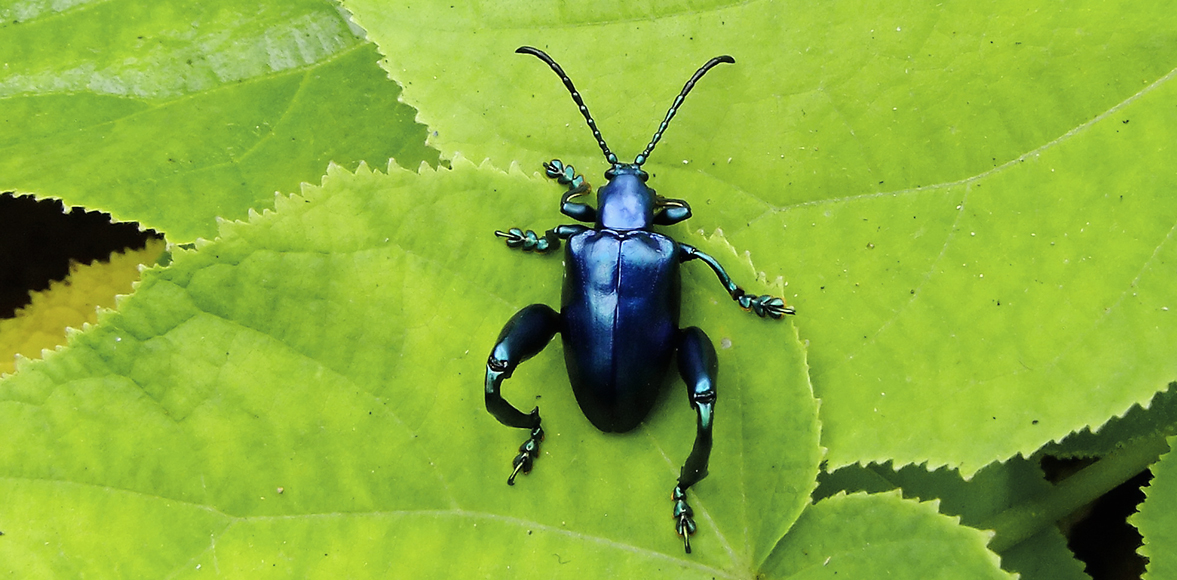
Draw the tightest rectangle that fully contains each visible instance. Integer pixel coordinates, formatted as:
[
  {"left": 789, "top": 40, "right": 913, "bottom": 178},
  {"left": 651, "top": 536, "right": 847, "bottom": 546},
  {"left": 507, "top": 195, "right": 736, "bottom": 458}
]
[
  {"left": 634, "top": 55, "right": 735, "bottom": 167},
  {"left": 516, "top": 46, "right": 619, "bottom": 166}
]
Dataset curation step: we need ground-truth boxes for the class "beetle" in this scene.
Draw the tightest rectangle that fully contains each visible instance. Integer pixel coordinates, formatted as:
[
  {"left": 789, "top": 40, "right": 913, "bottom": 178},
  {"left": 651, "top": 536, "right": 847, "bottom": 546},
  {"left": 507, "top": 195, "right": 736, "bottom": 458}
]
[{"left": 484, "top": 46, "right": 794, "bottom": 554}]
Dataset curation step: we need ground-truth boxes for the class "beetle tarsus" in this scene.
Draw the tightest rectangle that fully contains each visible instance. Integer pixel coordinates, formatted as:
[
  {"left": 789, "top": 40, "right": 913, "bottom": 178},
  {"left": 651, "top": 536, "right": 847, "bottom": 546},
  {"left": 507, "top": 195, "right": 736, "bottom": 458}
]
[
  {"left": 543, "top": 159, "right": 592, "bottom": 200},
  {"left": 508, "top": 425, "right": 545, "bottom": 485},
  {"left": 736, "top": 293, "right": 795, "bottom": 319},
  {"left": 542, "top": 159, "right": 579, "bottom": 185},
  {"left": 672, "top": 485, "right": 697, "bottom": 554},
  {"left": 496, "top": 228, "right": 561, "bottom": 253}
]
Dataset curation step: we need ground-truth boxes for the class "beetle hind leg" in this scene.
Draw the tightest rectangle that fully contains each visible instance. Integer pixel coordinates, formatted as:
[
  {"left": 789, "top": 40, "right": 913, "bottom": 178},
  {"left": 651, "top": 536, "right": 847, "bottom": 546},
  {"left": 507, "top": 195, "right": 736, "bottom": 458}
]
[
  {"left": 671, "top": 326, "right": 718, "bottom": 554},
  {"left": 485, "top": 304, "right": 561, "bottom": 485}
]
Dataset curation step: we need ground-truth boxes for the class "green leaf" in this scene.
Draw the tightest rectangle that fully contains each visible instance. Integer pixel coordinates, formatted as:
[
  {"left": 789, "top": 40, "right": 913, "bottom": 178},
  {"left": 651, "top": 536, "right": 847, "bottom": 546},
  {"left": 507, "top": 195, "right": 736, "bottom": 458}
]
[
  {"left": 344, "top": 0, "right": 1177, "bottom": 475},
  {"left": 1044, "top": 382, "right": 1177, "bottom": 459},
  {"left": 762, "top": 491, "right": 1013, "bottom": 579},
  {"left": 0, "top": 0, "right": 437, "bottom": 243},
  {"left": 0, "top": 161, "right": 825, "bottom": 576},
  {"left": 1132, "top": 436, "right": 1177, "bottom": 580}
]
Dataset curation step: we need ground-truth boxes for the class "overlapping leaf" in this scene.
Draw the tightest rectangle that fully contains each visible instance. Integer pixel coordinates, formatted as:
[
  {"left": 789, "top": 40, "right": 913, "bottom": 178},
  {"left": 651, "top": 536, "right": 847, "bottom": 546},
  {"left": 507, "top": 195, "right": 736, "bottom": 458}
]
[
  {"left": 0, "top": 0, "right": 436, "bottom": 243},
  {"left": 0, "top": 239, "right": 165, "bottom": 375},
  {"left": 1133, "top": 436, "right": 1177, "bottom": 580},
  {"left": 817, "top": 458, "right": 1088, "bottom": 579}
]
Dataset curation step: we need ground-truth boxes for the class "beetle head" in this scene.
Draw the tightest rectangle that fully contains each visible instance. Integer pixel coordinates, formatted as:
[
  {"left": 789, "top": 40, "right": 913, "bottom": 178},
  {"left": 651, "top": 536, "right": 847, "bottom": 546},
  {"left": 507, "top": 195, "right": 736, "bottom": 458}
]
[
  {"left": 595, "top": 164, "right": 695, "bottom": 230},
  {"left": 516, "top": 47, "right": 733, "bottom": 224},
  {"left": 597, "top": 165, "right": 654, "bottom": 230}
]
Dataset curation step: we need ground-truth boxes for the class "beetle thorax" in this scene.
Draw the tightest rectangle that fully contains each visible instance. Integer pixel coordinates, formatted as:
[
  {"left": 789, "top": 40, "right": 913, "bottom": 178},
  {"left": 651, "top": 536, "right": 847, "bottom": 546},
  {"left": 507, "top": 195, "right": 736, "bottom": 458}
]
[{"left": 597, "top": 171, "right": 655, "bottom": 231}]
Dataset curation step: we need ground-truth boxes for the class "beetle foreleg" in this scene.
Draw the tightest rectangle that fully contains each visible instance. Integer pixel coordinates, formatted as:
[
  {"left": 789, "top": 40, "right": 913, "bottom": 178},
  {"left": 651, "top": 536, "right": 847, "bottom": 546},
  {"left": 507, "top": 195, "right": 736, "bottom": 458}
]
[
  {"left": 485, "top": 304, "right": 561, "bottom": 484},
  {"left": 542, "top": 159, "right": 597, "bottom": 223},
  {"left": 671, "top": 326, "right": 718, "bottom": 554},
  {"left": 679, "top": 243, "right": 796, "bottom": 318}
]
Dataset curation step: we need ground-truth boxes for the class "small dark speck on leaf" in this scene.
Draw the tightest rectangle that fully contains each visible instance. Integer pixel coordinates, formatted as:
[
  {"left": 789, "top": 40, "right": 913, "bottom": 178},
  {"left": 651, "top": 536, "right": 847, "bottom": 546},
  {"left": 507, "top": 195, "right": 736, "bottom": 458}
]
[
  {"left": 1033, "top": 420, "right": 1040, "bottom": 425},
  {"left": 1122, "top": 119, "right": 1130, "bottom": 124}
]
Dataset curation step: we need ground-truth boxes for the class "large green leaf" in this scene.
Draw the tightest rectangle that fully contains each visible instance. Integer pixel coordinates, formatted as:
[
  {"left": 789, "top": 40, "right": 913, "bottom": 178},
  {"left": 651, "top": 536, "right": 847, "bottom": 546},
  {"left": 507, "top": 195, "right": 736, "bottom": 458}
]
[
  {"left": 344, "top": 0, "right": 1177, "bottom": 475},
  {"left": 2, "top": 0, "right": 1169, "bottom": 576},
  {"left": 1, "top": 161, "right": 829, "bottom": 576},
  {"left": 0, "top": 0, "right": 436, "bottom": 243}
]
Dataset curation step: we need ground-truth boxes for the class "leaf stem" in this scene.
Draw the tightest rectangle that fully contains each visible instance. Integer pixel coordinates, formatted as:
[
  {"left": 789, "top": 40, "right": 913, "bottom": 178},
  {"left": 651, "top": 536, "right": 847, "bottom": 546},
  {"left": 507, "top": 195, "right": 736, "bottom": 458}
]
[{"left": 983, "top": 434, "right": 1170, "bottom": 553}]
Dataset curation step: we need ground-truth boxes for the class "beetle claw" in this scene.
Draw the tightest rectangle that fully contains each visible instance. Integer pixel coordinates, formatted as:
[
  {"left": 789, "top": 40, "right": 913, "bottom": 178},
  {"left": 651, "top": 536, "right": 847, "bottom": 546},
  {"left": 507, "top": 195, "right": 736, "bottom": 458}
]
[
  {"left": 508, "top": 459, "right": 527, "bottom": 485},
  {"left": 672, "top": 485, "right": 697, "bottom": 554},
  {"left": 507, "top": 425, "right": 545, "bottom": 485}
]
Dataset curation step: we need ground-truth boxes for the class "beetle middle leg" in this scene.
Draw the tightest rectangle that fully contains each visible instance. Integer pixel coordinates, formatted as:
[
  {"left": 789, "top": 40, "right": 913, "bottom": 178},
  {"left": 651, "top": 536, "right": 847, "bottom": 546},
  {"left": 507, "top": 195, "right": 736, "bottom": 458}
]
[
  {"left": 494, "top": 227, "right": 560, "bottom": 252},
  {"left": 671, "top": 326, "right": 718, "bottom": 554},
  {"left": 485, "top": 304, "right": 560, "bottom": 485},
  {"left": 679, "top": 243, "right": 796, "bottom": 319}
]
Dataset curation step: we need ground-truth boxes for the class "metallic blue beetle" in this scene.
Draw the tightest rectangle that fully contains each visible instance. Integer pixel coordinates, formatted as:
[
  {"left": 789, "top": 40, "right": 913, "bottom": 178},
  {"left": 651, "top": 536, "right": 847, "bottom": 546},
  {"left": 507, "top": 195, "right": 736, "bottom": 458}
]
[{"left": 485, "top": 46, "right": 794, "bottom": 553}]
